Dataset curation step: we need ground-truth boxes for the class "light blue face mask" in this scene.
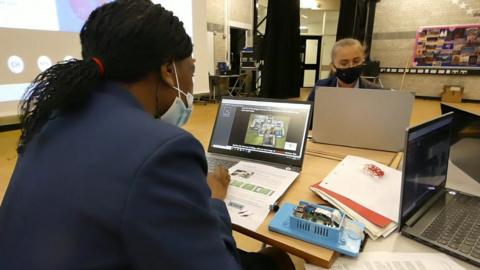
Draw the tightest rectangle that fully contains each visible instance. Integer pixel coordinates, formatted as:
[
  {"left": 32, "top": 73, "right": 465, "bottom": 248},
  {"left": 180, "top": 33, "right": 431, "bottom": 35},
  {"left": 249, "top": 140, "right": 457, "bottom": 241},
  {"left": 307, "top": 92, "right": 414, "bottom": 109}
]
[{"left": 158, "top": 62, "right": 194, "bottom": 127}]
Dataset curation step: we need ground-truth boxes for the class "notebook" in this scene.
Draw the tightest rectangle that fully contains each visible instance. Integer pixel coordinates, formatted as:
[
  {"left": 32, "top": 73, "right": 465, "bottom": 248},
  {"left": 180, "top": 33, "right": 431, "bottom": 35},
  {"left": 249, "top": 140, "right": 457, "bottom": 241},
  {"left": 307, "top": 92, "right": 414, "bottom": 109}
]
[
  {"left": 440, "top": 103, "right": 480, "bottom": 183},
  {"left": 311, "top": 87, "right": 414, "bottom": 152},
  {"left": 399, "top": 112, "right": 480, "bottom": 267},
  {"left": 206, "top": 97, "right": 312, "bottom": 172}
]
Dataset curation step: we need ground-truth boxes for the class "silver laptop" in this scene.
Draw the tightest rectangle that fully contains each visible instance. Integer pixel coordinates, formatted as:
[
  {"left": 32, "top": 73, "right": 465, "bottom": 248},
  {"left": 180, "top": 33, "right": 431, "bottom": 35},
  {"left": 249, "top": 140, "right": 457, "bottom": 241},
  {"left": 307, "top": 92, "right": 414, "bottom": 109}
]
[
  {"left": 207, "top": 97, "right": 312, "bottom": 172},
  {"left": 399, "top": 113, "right": 480, "bottom": 267},
  {"left": 311, "top": 87, "right": 414, "bottom": 152}
]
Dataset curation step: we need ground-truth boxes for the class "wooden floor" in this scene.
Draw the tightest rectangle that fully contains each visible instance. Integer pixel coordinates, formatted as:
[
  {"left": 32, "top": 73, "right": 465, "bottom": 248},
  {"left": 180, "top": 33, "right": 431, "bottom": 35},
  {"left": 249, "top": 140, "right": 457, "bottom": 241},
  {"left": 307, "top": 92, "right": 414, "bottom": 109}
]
[{"left": 0, "top": 90, "right": 479, "bottom": 269}]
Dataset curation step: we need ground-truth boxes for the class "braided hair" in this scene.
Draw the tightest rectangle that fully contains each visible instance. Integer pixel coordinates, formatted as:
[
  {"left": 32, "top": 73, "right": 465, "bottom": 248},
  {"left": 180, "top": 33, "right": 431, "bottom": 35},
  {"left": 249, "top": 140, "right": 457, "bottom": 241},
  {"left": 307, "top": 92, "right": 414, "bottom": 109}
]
[{"left": 18, "top": 0, "right": 192, "bottom": 153}]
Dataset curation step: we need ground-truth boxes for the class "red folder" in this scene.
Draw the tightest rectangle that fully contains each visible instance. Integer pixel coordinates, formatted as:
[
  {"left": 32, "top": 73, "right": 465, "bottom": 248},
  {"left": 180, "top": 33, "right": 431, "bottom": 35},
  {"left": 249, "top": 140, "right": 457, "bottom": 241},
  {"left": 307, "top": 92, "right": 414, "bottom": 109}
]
[{"left": 311, "top": 182, "right": 392, "bottom": 228}]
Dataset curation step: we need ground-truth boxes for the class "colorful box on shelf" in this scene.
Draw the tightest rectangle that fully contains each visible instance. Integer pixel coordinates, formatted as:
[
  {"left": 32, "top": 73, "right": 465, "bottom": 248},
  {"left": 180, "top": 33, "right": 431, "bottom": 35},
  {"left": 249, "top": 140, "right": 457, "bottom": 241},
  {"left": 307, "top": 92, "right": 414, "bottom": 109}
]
[{"left": 269, "top": 201, "right": 365, "bottom": 257}]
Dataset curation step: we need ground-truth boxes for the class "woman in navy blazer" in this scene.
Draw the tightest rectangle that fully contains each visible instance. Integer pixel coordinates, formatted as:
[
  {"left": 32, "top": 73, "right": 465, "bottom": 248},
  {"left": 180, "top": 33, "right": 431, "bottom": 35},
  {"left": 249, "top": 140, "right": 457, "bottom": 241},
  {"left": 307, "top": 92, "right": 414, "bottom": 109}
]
[
  {"left": 307, "top": 38, "right": 383, "bottom": 103},
  {"left": 306, "top": 39, "right": 383, "bottom": 129},
  {"left": 0, "top": 1, "right": 293, "bottom": 269}
]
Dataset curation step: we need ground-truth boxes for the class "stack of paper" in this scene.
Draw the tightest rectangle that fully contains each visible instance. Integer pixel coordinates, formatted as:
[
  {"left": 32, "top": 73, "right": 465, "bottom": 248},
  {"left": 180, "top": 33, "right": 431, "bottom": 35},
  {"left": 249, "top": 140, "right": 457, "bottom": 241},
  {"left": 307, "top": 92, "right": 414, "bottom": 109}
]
[
  {"left": 305, "top": 252, "right": 466, "bottom": 270},
  {"left": 310, "top": 155, "right": 402, "bottom": 240},
  {"left": 225, "top": 161, "right": 299, "bottom": 231}
]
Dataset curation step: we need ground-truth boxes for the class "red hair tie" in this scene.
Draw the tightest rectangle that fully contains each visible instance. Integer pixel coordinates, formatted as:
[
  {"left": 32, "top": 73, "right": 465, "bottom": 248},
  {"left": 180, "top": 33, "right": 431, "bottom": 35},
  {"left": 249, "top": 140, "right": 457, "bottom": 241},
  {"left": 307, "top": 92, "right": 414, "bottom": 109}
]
[{"left": 91, "top": 57, "right": 105, "bottom": 76}]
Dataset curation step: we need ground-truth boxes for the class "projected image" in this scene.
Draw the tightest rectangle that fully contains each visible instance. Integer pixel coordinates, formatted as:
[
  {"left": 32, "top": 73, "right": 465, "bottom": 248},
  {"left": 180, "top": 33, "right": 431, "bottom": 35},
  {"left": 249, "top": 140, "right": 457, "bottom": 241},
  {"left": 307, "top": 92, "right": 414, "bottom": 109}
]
[
  {"left": 0, "top": 0, "right": 196, "bottom": 104},
  {"left": 0, "top": 0, "right": 110, "bottom": 32},
  {"left": 56, "top": 0, "right": 111, "bottom": 32},
  {"left": 244, "top": 114, "right": 290, "bottom": 149},
  {"left": 0, "top": 1, "right": 187, "bottom": 33}
]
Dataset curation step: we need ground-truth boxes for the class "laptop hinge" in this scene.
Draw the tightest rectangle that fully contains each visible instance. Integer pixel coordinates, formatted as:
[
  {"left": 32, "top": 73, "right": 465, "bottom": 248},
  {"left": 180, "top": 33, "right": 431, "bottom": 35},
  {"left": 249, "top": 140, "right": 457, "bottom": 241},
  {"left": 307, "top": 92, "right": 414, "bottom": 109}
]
[
  {"left": 207, "top": 153, "right": 301, "bottom": 172},
  {"left": 405, "top": 189, "right": 447, "bottom": 227}
]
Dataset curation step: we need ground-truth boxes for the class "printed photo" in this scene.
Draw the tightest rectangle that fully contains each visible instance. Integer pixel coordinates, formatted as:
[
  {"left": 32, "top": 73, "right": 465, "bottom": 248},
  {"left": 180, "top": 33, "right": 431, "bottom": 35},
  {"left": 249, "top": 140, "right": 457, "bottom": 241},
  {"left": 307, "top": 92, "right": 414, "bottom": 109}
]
[{"left": 232, "top": 169, "right": 254, "bottom": 179}]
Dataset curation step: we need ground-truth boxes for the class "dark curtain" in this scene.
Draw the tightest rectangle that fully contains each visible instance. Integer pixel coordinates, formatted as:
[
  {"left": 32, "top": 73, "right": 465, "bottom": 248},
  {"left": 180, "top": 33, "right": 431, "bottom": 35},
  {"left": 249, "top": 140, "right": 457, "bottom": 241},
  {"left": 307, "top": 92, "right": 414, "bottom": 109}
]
[
  {"left": 336, "top": 0, "right": 367, "bottom": 41},
  {"left": 336, "top": 0, "right": 377, "bottom": 60},
  {"left": 259, "top": 0, "right": 300, "bottom": 98}
]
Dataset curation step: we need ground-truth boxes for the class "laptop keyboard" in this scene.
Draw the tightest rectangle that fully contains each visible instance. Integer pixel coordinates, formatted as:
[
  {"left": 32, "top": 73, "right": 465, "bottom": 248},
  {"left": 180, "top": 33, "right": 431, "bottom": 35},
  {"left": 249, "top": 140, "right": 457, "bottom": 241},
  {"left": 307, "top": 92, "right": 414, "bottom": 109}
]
[
  {"left": 421, "top": 193, "right": 480, "bottom": 258},
  {"left": 206, "top": 157, "right": 238, "bottom": 173}
]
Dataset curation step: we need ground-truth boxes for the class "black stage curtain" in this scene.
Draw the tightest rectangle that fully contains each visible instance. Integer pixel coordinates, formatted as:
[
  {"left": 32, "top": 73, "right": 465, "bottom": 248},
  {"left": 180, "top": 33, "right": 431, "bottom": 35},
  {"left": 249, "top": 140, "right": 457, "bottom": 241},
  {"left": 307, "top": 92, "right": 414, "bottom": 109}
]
[
  {"left": 336, "top": 0, "right": 368, "bottom": 42},
  {"left": 259, "top": 0, "right": 300, "bottom": 99},
  {"left": 336, "top": 0, "right": 377, "bottom": 59}
]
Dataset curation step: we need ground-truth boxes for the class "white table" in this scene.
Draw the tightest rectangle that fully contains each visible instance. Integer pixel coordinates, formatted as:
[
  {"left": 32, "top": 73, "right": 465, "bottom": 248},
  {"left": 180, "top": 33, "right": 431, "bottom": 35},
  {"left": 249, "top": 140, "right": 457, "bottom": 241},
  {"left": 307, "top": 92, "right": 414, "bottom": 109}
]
[{"left": 348, "top": 161, "right": 480, "bottom": 270}]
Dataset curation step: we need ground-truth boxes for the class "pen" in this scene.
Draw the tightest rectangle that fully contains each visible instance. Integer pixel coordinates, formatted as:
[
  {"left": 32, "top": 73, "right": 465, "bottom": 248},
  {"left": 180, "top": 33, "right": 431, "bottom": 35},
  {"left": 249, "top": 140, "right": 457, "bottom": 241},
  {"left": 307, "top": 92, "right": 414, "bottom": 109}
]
[
  {"left": 269, "top": 201, "right": 280, "bottom": 212},
  {"left": 360, "top": 233, "right": 368, "bottom": 252}
]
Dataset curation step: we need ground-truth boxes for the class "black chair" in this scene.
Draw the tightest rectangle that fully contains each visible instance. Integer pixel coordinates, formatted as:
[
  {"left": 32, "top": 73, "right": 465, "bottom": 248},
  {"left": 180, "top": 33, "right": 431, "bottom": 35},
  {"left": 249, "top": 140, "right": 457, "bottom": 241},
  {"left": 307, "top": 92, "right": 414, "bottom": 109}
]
[{"left": 361, "top": 60, "right": 383, "bottom": 87}]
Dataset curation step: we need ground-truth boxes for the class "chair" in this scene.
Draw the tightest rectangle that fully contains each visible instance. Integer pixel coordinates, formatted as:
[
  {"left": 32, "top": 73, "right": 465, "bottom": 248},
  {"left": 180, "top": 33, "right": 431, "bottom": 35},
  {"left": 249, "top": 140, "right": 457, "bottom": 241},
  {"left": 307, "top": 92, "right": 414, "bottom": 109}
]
[
  {"left": 362, "top": 60, "right": 384, "bottom": 87},
  {"left": 208, "top": 74, "right": 219, "bottom": 101},
  {"left": 227, "top": 73, "right": 248, "bottom": 96}
]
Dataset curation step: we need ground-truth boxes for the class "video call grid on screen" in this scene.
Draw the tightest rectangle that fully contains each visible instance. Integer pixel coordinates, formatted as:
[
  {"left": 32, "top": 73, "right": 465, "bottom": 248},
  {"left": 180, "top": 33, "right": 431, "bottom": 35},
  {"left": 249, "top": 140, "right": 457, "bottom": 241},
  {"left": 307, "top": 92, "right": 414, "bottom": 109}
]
[{"left": 209, "top": 99, "right": 311, "bottom": 167}]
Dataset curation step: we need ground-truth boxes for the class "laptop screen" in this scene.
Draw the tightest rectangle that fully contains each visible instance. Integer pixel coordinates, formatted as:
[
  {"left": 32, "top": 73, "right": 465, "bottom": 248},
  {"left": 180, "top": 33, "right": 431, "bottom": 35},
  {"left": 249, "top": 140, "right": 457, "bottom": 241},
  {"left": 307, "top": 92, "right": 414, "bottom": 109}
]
[
  {"left": 440, "top": 104, "right": 480, "bottom": 182},
  {"left": 401, "top": 113, "right": 453, "bottom": 224},
  {"left": 208, "top": 97, "right": 312, "bottom": 168}
]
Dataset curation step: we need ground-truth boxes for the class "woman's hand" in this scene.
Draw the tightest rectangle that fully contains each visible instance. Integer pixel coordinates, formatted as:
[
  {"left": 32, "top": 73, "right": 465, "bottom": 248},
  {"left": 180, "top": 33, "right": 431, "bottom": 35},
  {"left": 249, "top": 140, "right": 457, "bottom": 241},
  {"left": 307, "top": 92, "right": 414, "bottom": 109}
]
[{"left": 207, "top": 166, "right": 231, "bottom": 200}]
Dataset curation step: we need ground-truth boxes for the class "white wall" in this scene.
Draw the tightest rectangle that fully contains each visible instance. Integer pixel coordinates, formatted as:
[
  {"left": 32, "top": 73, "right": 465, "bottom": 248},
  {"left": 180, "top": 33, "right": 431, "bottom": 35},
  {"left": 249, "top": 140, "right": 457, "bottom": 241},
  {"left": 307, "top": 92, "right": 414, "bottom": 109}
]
[
  {"left": 189, "top": 0, "right": 209, "bottom": 94},
  {"left": 301, "top": 11, "right": 339, "bottom": 80},
  {"left": 207, "top": 0, "right": 254, "bottom": 65}
]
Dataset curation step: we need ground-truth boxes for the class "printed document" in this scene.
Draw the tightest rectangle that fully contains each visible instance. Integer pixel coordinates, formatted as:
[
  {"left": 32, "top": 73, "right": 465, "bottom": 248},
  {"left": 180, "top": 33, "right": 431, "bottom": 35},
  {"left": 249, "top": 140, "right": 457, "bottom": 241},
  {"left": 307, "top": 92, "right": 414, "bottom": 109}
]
[
  {"left": 306, "top": 252, "right": 465, "bottom": 270},
  {"left": 319, "top": 156, "right": 402, "bottom": 222},
  {"left": 225, "top": 161, "right": 299, "bottom": 231}
]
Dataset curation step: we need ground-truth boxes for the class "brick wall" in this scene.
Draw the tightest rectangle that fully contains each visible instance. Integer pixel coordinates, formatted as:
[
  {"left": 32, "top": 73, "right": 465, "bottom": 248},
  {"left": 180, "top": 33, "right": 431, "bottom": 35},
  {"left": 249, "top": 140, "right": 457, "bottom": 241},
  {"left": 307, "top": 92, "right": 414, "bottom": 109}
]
[{"left": 371, "top": 0, "right": 480, "bottom": 99}]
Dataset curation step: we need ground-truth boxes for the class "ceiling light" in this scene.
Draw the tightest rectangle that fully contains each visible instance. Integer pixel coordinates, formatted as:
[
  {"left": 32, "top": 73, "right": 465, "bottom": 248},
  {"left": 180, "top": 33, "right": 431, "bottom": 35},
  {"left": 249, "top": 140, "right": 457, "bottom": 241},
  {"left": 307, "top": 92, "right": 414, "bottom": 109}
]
[
  {"left": 300, "top": 0, "right": 320, "bottom": 10},
  {"left": 301, "top": 14, "right": 309, "bottom": 19}
]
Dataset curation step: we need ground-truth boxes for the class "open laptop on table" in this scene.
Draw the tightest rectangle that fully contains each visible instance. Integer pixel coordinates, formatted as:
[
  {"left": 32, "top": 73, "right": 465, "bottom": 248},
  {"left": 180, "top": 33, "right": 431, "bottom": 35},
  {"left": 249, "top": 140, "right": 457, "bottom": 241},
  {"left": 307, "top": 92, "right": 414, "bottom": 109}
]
[
  {"left": 311, "top": 87, "right": 414, "bottom": 152},
  {"left": 399, "top": 112, "right": 480, "bottom": 267},
  {"left": 441, "top": 103, "right": 480, "bottom": 183},
  {"left": 206, "top": 97, "right": 312, "bottom": 172}
]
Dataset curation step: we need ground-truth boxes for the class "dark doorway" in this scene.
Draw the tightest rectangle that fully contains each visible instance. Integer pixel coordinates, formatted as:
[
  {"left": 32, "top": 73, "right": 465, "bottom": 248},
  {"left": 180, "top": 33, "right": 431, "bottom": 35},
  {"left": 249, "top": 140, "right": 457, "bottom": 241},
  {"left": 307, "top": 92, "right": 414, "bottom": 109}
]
[
  {"left": 230, "top": 27, "right": 246, "bottom": 74},
  {"left": 299, "top": 35, "right": 322, "bottom": 87}
]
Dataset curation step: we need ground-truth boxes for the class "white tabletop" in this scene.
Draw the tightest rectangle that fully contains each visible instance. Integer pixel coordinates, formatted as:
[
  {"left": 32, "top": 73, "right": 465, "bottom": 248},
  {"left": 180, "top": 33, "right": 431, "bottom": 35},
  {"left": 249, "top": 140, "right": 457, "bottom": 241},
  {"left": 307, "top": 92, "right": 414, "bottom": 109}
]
[{"left": 361, "top": 161, "right": 480, "bottom": 270}]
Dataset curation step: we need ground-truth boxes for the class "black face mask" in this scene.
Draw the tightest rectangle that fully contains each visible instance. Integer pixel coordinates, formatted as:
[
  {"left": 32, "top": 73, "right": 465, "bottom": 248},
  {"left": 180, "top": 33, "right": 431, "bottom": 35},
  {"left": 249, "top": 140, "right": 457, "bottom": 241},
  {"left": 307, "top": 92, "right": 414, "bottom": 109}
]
[{"left": 334, "top": 65, "right": 363, "bottom": 84}]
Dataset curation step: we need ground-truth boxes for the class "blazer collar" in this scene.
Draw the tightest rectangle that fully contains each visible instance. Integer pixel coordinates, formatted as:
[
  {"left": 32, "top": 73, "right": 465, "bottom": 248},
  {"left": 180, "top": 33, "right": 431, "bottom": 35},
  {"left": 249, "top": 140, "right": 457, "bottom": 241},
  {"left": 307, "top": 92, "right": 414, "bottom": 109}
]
[{"left": 99, "top": 81, "right": 145, "bottom": 110}]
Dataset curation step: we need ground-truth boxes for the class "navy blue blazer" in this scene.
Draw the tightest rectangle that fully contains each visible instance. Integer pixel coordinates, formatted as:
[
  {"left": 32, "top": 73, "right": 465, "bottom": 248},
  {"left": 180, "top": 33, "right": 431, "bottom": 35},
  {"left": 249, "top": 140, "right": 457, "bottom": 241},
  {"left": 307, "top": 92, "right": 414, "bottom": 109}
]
[
  {"left": 307, "top": 76, "right": 383, "bottom": 102},
  {"left": 0, "top": 82, "right": 242, "bottom": 270}
]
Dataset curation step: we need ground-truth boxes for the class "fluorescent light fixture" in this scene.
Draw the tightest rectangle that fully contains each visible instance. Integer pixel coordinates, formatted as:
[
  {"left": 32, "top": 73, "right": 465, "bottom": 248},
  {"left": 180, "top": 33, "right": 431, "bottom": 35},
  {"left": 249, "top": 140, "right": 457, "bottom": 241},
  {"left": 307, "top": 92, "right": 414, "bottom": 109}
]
[
  {"left": 300, "top": 0, "right": 320, "bottom": 10},
  {"left": 301, "top": 14, "right": 309, "bottom": 19},
  {"left": 299, "top": 26, "right": 309, "bottom": 30}
]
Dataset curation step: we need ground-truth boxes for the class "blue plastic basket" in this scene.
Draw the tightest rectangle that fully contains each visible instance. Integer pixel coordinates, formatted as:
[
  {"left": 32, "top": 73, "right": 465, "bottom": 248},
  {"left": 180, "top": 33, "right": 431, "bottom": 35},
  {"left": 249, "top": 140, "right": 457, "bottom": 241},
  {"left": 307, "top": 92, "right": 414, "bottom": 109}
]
[{"left": 269, "top": 201, "right": 364, "bottom": 257}]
